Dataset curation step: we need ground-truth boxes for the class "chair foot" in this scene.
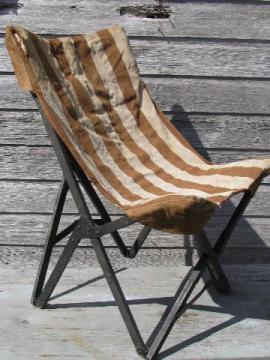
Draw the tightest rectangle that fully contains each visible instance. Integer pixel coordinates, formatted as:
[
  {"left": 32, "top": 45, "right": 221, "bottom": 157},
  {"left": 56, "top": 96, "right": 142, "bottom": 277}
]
[{"left": 32, "top": 297, "right": 47, "bottom": 309}]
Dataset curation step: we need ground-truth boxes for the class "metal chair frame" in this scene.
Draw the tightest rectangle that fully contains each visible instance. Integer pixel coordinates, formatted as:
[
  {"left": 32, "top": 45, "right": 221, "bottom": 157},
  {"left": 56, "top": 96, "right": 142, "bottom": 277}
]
[{"left": 31, "top": 94, "right": 263, "bottom": 359}]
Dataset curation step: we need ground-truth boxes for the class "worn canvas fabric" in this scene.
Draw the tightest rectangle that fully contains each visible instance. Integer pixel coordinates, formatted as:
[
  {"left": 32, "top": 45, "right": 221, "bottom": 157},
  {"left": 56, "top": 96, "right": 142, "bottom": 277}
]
[{"left": 5, "top": 25, "right": 270, "bottom": 234}]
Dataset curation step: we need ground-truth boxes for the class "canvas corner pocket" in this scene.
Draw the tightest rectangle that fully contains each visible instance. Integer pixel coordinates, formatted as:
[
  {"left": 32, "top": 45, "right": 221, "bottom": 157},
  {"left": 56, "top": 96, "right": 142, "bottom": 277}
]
[{"left": 5, "top": 25, "right": 34, "bottom": 92}]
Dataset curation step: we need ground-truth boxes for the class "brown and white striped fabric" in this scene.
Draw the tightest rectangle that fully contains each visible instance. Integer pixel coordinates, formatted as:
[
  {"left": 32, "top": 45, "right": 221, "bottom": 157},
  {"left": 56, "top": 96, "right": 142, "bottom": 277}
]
[{"left": 5, "top": 25, "right": 270, "bottom": 234}]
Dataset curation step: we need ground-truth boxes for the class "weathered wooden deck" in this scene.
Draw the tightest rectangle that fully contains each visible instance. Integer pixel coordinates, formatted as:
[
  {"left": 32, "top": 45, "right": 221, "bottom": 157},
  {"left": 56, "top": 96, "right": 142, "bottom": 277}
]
[{"left": 2, "top": 264, "right": 270, "bottom": 359}]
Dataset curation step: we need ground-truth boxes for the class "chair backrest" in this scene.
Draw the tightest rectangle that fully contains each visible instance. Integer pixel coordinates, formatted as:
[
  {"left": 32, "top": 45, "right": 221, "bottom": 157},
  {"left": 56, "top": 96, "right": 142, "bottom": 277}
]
[{"left": 5, "top": 25, "right": 209, "bottom": 211}]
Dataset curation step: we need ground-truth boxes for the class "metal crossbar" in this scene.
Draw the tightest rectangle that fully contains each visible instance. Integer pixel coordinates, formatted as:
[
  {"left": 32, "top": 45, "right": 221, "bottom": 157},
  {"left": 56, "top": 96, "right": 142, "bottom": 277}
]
[{"left": 31, "top": 93, "right": 263, "bottom": 359}]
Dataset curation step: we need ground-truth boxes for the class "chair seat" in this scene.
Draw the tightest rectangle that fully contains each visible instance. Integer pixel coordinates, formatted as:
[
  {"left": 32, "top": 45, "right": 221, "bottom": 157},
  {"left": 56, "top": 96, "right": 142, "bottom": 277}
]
[
  {"left": 5, "top": 24, "right": 270, "bottom": 234},
  {"left": 125, "top": 157, "right": 270, "bottom": 234}
]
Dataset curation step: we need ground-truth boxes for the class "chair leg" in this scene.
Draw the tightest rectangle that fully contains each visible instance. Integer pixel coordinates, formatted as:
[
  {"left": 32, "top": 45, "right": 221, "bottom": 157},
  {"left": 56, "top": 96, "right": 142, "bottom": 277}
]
[
  {"left": 146, "top": 188, "right": 260, "bottom": 358},
  {"left": 33, "top": 220, "right": 85, "bottom": 309},
  {"left": 31, "top": 178, "right": 69, "bottom": 304},
  {"left": 87, "top": 188, "right": 259, "bottom": 360},
  {"left": 207, "top": 255, "right": 231, "bottom": 294},
  {"left": 146, "top": 255, "right": 208, "bottom": 360},
  {"left": 214, "top": 189, "right": 255, "bottom": 256},
  {"left": 89, "top": 234, "right": 229, "bottom": 360},
  {"left": 197, "top": 230, "right": 231, "bottom": 294},
  {"left": 30, "top": 181, "right": 260, "bottom": 358},
  {"left": 91, "top": 236, "right": 148, "bottom": 357}
]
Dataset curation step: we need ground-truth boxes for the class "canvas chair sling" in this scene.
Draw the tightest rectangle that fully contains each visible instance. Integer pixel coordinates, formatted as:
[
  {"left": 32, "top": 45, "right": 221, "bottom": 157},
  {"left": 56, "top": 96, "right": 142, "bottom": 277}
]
[{"left": 5, "top": 25, "right": 270, "bottom": 359}]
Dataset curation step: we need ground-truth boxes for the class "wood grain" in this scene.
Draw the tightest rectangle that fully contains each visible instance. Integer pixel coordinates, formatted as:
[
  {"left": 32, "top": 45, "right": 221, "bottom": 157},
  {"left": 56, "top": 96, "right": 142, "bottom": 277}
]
[
  {"left": 1, "top": 111, "right": 270, "bottom": 150},
  {"left": 1, "top": 212, "right": 270, "bottom": 250},
  {"left": 1, "top": 146, "right": 270, "bottom": 181},
  {"left": 1, "top": 0, "right": 270, "bottom": 39},
  {"left": 2, "top": 37, "right": 270, "bottom": 78},
  {"left": 0, "top": 181, "right": 121, "bottom": 215},
  {"left": 1, "top": 244, "right": 270, "bottom": 266},
  {"left": 147, "top": 77, "right": 270, "bottom": 114},
  {"left": 2, "top": 265, "right": 270, "bottom": 359},
  {"left": 1, "top": 75, "right": 270, "bottom": 114},
  {"left": 1, "top": 180, "right": 270, "bottom": 217}
]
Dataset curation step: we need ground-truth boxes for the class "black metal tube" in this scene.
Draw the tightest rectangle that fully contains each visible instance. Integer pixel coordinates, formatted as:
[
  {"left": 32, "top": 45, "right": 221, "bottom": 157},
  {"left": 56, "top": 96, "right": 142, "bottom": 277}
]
[
  {"left": 34, "top": 221, "right": 85, "bottom": 308},
  {"left": 214, "top": 190, "right": 253, "bottom": 256},
  {"left": 91, "top": 237, "right": 147, "bottom": 356},
  {"left": 31, "top": 178, "right": 69, "bottom": 304}
]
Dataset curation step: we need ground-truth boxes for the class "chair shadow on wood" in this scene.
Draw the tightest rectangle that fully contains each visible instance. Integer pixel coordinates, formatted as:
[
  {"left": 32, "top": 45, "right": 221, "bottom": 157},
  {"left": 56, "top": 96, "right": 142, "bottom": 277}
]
[
  {"left": 47, "top": 104, "right": 269, "bottom": 358},
  {"left": 48, "top": 266, "right": 270, "bottom": 359}
]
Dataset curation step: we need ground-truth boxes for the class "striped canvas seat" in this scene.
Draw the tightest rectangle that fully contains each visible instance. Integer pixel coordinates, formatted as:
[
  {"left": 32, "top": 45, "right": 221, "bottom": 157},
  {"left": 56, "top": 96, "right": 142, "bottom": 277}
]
[{"left": 6, "top": 25, "right": 270, "bottom": 234}]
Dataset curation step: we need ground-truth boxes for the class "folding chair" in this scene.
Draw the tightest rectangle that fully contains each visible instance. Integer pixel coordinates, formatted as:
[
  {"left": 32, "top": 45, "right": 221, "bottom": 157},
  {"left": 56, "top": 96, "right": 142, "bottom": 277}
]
[{"left": 5, "top": 24, "right": 270, "bottom": 359}]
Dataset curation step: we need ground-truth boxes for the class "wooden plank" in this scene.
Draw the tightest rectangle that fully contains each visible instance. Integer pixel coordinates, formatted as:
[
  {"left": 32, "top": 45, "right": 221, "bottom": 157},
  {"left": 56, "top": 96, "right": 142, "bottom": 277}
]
[
  {"left": 0, "top": 244, "right": 198, "bottom": 268},
  {"left": 1, "top": 111, "right": 270, "bottom": 150},
  {"left": 2, "top": 37, "right": 270, "bottom": 78},
  {"left": 147, "top": 77, "right": 270, "bottom": 114},
  {"left": 0, "top": 75, "right": 34, "bottom": 109},
  {"left": 1, "top": 0, "right": 270, "bottom": 39},
  {"left": 0, "top": 181, "right": 122, "bottom": 215},
  {"left": 205, "top": 215, "right": 270, "bottom": 248},
  {"left": 1, "top": 75, "right": 270, "bottom": 114},
  {"left": 0, "top": 146, "right": 61, "bottom": 180},
  {"left": 1, "top": 243, "right": 270, "bottom": 267},
  {"left": 132, "top": 38, "right": 270, "bottom": 77},
  {"left": 0, "top": 213, "right": 174, "bottom": 247},
  {"left": 1, "top": 181, "right": 270, "bottom": 217},
  {"left": 1, "top": 146, "right": 270, "bottom": 180},
  {"left": 1, "top": 213, "right": 270, "bottom": 249},
  {"left": 173, "top": 114, "right": 270, "bottom": 150},
  {"left": 0, "top": 244, "right": 195, "bottom": 268},
  {"left": 0, "top": 111, "right": 45, "bottom": 145},
  {"left": 0, "top": 38, "right": 11, "bottom": 72}
]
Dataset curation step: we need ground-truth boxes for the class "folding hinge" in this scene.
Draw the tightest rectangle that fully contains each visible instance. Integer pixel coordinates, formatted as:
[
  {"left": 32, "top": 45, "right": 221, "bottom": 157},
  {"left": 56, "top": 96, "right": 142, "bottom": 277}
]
[
  {"left": 85, "top": 226, "right": 103, "bottom": 238},
  {"left": 77, "top": 217, "right": 102, "bottom": 238}
]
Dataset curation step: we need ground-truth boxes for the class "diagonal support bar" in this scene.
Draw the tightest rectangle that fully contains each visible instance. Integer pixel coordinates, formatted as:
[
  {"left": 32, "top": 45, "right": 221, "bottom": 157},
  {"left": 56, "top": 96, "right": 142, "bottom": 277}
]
[
  {"left": 96, "top": 215, "right": 136, "bottom": 237},
  {"left": 128, "top": 226, "right": 151, "bottom": 259},
  {"left": 54, "top": 220, "right": 79, "bottom": 244},
  {"left": 146, "top": 256, "right": 208, "bottom": 359},
  {"left": 33, "top": 219, "right": 86, "bottom": 309},
  {"left": 214, "top": 189, "right": 255, "bottom": 256},
  {"left": 31, "top": 178, "right": 69, "bottom": 304},
  {"left": 197, "top": 230, "right": 231, "bottom": 294}
]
